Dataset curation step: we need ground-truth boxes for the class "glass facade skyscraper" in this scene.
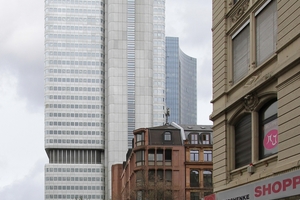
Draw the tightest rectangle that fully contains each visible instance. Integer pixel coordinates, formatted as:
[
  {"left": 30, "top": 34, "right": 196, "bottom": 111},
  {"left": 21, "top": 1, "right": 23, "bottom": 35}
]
[
  {"left": 166, "top": 37, "right": 197, "bottom": 125},
  {"left": 44, "top": 0, "right": 165, "bottom": 199}
]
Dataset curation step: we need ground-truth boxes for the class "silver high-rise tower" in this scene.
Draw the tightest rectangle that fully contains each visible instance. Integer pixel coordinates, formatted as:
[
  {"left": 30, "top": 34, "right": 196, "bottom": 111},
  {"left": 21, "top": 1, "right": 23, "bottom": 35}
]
[{"left": 44, "top": 0, "right": 165, "bottom": 199}]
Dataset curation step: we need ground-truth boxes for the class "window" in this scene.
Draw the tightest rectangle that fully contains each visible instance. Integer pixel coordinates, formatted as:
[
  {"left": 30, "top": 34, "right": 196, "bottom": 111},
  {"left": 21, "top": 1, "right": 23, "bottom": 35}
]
[
  {"left": 136, "top": 170, "right": 143, "bottom": 186},
  {"left": 232, "top": 24, "right": 250, "bottom": 83},
  {"left": 231, "top": 1, "right": 277, "bottom": 84},
  {"left": 164, "top": 131, "right": 171, "bottom": 141},
  {"left": 204, "top": 150, "right": 212, "bottom": 161},
  {"left": 148, "top": 149, "right": 155, "bottom": 165},
  {"left": 136, "top": 150, "right": 145, "bottom": 166},
  {"left": 256, "top": 0, "right": 277, "bottom": 66},
  {"left": 190, "top": 192, "right": 200, "bottom": 200},
  {"left": 190, "top": 133, "right": 199, "bottom": 144},
  {"left": 157, "top": 169, "right": 163, "bottom": 181},
  {"left": 231, "top": 98, "right": 278, "bottom": 170},
  {"left": 156, "top": 149, "right": 163, "bottom": 165},
  {"left": 201, "top": 133, "right": 211, "bottom": 144},
  {"left": 137, "top": 191, "right": 143, "bottom": 200},
  {"left": 165, "top": 170, "right": 172, "bottom": 184},
  {"left": 190, "top": 150, "right": 199, "bottom": 161},
  {"left": 203, "top": 171, "right": 213, "bottom": 187},
  {"left": 190, "top": 170, "right": 199, "bottom": 187},
  {"left": 136, "top": 132, "right": 144, "bottom": 146},
  {"left": 148, "top": 169, "right": 155, "bottom": 182},
  {"left": 259, "top": 100, "right": 278, "bottom": 159},
  {"left": 165, "top": 149, "right": 172, "bottom": 165},
  {"left": 235, "top": 114, "right": 252, "bottom": 169}
]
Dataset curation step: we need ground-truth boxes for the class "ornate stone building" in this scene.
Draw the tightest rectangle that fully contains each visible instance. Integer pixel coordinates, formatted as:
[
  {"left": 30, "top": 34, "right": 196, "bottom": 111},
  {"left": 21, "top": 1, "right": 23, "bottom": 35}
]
[{"left": 210, "top": 0, "right": 300, "bottom": 199}]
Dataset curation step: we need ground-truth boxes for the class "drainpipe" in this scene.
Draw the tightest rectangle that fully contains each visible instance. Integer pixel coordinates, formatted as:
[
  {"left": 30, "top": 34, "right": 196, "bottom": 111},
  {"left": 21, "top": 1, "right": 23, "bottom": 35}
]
[{"left": 171, "top": 122, "right": 186, "bottom": 144}]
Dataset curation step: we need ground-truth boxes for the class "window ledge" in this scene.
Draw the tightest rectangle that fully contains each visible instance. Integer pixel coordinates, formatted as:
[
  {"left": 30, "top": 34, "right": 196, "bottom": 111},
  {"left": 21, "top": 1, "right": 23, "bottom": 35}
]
[
  {"left": 230, "top": 154, "right": 278, "bottom": 175},
  {"left": 230, "top": 165, "right": 248, "bottom": 175},
  {"left": 228, "top": 54, "right": 277, "bottom": 92},
  {"left": 253, "top": 154, "right": 277, "bottom": 167}
]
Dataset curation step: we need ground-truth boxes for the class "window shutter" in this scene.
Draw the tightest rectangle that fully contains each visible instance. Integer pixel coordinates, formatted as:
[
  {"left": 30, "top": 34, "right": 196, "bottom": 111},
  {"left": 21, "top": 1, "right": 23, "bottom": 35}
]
[
  {"left": 256, "top": 0, "right": 277, "bottom": 66},
  {"left": 233, "top": 25, "right": 250, "bottom": 83},
  {"left": 235, "top": 114, "right": 252, "bottom": 168}
]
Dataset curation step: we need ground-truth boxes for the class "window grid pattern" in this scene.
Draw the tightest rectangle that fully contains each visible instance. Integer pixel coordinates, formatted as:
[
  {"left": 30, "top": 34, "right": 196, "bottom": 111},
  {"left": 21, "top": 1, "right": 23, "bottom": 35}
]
[
  {"left": 127, "top": 0, "right": 136, "bottom": 148},
  {"left": 44, "top": 0, "right": 105, "bottom": 198},
  {"left": 152, "top": 0, "right": 166, "bottom": 126}
]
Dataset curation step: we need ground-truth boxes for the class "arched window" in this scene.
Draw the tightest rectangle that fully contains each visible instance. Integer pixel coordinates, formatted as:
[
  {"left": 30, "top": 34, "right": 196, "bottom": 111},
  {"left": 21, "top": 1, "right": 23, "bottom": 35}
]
[
  {"left": 203, "top": 170, "right": 212, "bottom": 187},
  {"left": 235, "top": 114, "right": 252, "bottom": 168},
  {"left": 259, "top": 100, "right": 278, "bottom": 159},
  {"left": 164, "top": 131, "right": 171, "bottom": 141},
  {"left": 190, "top": 170, "right": 199, "bottom": 187}
]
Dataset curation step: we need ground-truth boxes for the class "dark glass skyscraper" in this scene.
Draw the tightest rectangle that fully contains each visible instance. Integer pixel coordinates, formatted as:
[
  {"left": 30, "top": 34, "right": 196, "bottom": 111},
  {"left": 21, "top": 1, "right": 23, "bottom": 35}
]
[{"left": 166, "top": 37, "right": 197, "bottom": 124}]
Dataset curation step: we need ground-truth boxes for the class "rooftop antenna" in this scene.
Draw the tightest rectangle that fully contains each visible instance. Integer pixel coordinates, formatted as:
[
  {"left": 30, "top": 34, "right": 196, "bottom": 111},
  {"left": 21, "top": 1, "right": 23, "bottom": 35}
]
[{"left": 165, "top": 108, "right": 170, "bottom": 125}]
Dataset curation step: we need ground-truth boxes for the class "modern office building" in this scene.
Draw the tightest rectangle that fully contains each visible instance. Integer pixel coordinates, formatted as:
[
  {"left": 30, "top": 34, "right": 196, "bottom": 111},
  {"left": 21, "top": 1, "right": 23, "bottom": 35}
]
[
  {"left": 166, "top": 37, "right": 197, "bottom": 125},
  {"left": 44, "top": 0, "right": 166, "bottom": 199},
  {"left": 111, "top": 124, "right": 213, "bottom": 200},
  {"left": 210, "top": 0, "right": 300, "bottom": 199}
]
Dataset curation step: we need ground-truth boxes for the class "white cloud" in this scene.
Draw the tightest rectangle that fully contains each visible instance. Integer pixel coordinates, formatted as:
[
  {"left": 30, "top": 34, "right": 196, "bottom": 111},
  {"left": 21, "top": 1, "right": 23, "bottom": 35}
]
[
  {"left": 0, "top": 159, "right": 45, "bottom": 200},
  {"left": 0, "top": 71, "right": 45, "bottom": 191},
  {"left": 0, "top": 0, "right": 213, "bottom": 199},
  {"left": 0, "top": 0, "right": 44, "bottom": 113}
]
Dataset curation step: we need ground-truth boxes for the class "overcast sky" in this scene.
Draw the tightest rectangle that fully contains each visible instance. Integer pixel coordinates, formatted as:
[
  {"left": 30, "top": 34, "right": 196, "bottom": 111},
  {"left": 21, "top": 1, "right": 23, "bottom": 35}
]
[{"left": 0, "top": 0, "right": 212, "bottom": 199}]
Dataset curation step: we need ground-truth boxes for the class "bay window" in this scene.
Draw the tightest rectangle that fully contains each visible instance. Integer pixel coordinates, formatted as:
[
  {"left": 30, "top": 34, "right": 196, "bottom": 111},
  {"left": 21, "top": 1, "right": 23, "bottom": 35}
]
[
  {"left": 136, "top": 132, "right": 144, "bottom": 146},
  {"left": 148, "top": 149, "right": 155, "bottom": 165},
  {"left": 136, "top": 150, "right": 145, "bottom": 166}
]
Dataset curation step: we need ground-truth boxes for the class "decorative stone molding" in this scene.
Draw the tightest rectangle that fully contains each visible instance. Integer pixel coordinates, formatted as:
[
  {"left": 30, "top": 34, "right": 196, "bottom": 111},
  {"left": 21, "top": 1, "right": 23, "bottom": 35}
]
[
  {"left": 243, "top": 93, "right": 259, "bottom": 111},
  {"left": 231, "top": 0, "right": 250, "bottom": 23},
  {"left": 244, "top": 74, "right": 260, "bottom": 88}
]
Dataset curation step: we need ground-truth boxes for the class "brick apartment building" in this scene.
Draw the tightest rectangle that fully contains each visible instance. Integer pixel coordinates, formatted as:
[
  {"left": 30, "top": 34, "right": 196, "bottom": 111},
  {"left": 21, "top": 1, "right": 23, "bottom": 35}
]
[
  {"left": 112, "top": 123, "right": 213, "bottom": 200},
  {"left": 210, "top": 0, "right": 300, "bottom": 199}
]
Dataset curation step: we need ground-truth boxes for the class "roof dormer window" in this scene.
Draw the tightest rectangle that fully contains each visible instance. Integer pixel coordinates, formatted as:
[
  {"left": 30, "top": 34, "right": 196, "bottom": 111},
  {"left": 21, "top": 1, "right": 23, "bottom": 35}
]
[{"left": 164, "top": 131, "right": 171, "bottom": 141}]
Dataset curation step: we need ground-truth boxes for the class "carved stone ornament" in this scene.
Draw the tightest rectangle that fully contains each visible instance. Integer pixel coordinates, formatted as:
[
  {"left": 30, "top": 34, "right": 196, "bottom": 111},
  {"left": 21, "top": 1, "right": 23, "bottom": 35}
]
[
  {"left": 231, "top": 0, "right": 250, "bottom": 23},
  {"left": 244, "top": 74, "right": 260, "bottom": 88},
  {"left": 243, "top": 93, "right": 259, "bottom": 111}
]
